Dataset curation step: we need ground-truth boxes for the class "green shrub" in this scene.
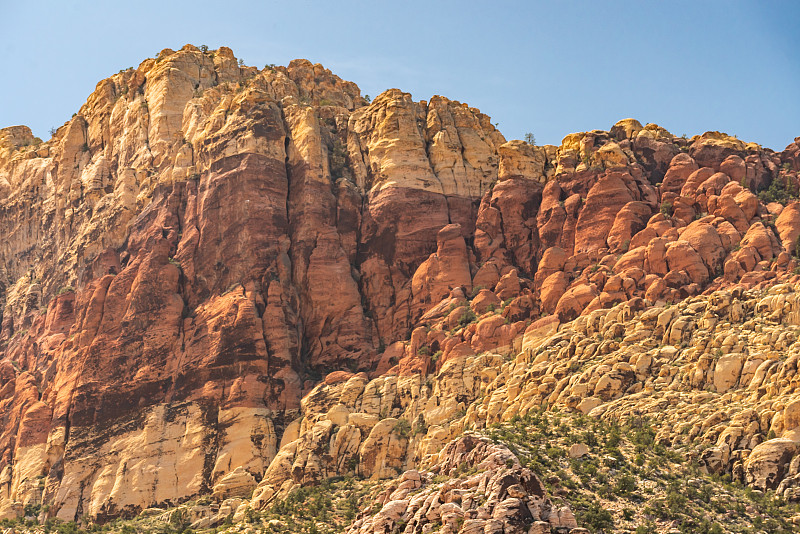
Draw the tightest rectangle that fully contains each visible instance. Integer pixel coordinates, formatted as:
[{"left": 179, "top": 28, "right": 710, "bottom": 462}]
[
  {"left": 578, "top": 501, "right": 613, "bottom": 532},
  {"left": 614, "top": 474, "right": 637, "bottom": 495},
  {"left": 458, "top": 308, "right": 477, "bottom": 327},
  {"left": 23, "top": 503, "right": 41, "bottom": 517},
  {"left": 169, "top": 508, "right": 189, "bottom": 531},
  {"left": 758, "top": 175, "right": 797, "bottom": 205},
  {"left": 414, "top": 414, "right": 427, "bottom": 436},
  {"left": 57, "top": 286, "right": 75, "bottom": 296},
  {"left": 393, "top": 418, "right": 411, "bottom": 439},
  {"left": 346, "top": 456, "right": 359, "bottom": 471},
  {"left": 605, "top": 424, "right": 622, "bottom": 449},
  {"left": 328, "top": 138, "right": 348, "bottom": 179},
  {"left": 545, "top": 446, "right": 565, "bottom": 459}
]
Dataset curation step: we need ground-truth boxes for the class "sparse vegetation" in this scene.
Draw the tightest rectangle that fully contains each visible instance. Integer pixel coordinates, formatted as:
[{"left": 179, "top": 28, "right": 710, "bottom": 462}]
[
  {"left": 458, "top": 308, "right": 477, "bottom": 327},
  {"left": 482, "top": 410, "right": 798, "bottom": 534},
  {"left": 8, "top": 46, "right": 800, "bottom": 534},
  {"left": 393, "top": 418, "right": 411, "bottom": 439},
  {"left": 414, "top": 414, "right": 427, "bottom": 436},
  {"left": 266, "top": 477, "right": 377, "bottom": 533},
  {"left": 328, "top": 138, "right": 348, "bottom": 179},
  {"left": 759, "top": 174, "right": 798, "bottom": 205},
  {"left": 0, "top": 476, "right": 377, "bottom": 534},
  {"left": 57, "top": 285, "right": 75, "bottom": 295}
]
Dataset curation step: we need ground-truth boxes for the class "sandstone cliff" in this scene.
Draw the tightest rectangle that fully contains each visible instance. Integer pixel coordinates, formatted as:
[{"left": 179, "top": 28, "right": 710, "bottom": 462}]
[{"left": 1, "top": 45, "right": 800, "bottom": 532}]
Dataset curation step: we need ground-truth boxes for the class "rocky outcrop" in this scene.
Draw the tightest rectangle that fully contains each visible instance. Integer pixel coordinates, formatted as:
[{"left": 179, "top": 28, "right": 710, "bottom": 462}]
[
  {"left": 233, "top": 281, "right": 800, "bottom": 520},
  {"left": 343, "top": 435, "right": 575, "bottom": 534},
  {"left": 0, "top": 46, "right": 511, "bottom": 521},
  {"left": 745, "top": 439, "right": 798, "bottom": 490},
  {"left": 1, "top": 44, "right": 800, "bottom": 530}
]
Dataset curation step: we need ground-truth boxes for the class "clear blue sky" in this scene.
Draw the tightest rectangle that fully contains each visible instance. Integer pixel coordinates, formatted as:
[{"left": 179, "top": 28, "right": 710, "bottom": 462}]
[{"left": 2, "top": 1, "right": 798, "bottom": 150}]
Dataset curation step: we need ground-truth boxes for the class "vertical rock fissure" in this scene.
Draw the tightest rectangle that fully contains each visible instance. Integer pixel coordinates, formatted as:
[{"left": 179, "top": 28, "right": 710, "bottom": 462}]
[
  {"left": 62, "top": 405, "right": 72, "bottom": 455},
  {"left": 282, "top": 133, "right": 293, "bottom": 272},
  {"left": 280, "top": 130, "right": 308, "bottom": 382},
  {"left": 199, "top": 400, "right": 221, "bottom": 495},
  {"left": 171, "top": 185, "right": 190, "bottom": 377}
]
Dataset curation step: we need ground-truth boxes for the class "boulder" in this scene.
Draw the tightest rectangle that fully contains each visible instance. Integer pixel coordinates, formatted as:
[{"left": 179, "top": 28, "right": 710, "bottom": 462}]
[
  {"left": 555, "top": 283, "right": 598, "bottom": 322},
  {"left": 776, "top": 201, "right": 800, "bottom": 254},
  {"left": 745, "top": 439, "right": 798, "bottom": 490},
  {"left": 714, "top": 353, "right": 743, "bottom": 393},
  {"left": 574, "top": 172, "right": 635, "bottom": 254},
  {"left": 540, "top": 271, "right": 569, "bottom": 314},
  {"left": 212, "top": 467, "right": 257, "bottom": 500},
  {"left": 665, "top": 241, "right": 709, "bottom": 284},
  {"left": 680, "top": 220, "right": 725, "bottom": 274},
  {"left": 412, "top": 223, "right": 472, "bottom": 305},
  {"left": 569, "top": 443, "right": 590, "bottom": 459},
  {"left": 720, "top": 155, "right": 746, "bottom": 185},
  {"left": 680, "top": 167, "right": 717, "bottom": 198},
  {"left": 471, "top": 289, "right": 502, "bottom": 314},
  {"left": 662, "top": 153, "right": 699, "bottom": 195},
  {"left": 607, "top": 201, "right": 652, "bottom": 253}
]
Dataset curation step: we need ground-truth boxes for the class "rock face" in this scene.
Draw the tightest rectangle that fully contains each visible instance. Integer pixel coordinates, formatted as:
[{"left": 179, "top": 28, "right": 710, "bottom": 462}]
[
  {"left": 745, "top": 439, "right": 798, "bottom": 490},
  {"left": 1, "top": 44, "right": 800, "bottom": 528},
  {"left": 343, "top": 435, "right": 571, "bottom": 534},
  {"left": 0, "top": 46, "right": 505, "bottom": 521}
]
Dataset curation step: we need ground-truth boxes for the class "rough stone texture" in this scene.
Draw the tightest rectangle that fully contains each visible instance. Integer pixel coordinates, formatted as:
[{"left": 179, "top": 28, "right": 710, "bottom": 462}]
[
  {"left": 777, "top": 201, "right": 800, "bottom": 254},
  {"left": 342, "top": 435, "right": 566, "bottom": 534},
  {"left": 662, "top": 153, "right": 699, "bottom": 195},
  {"left": 1, "top": 45, "right": 800, "bottom": 528},
  {"left": 745, "top": 439, "right": 798, "bottom": 490},
  {"left": 0, "top": 47, "right": 507, "bottom": 521}
]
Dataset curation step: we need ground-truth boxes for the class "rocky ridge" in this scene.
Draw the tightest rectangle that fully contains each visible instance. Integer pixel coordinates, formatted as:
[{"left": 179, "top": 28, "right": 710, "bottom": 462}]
[{"left": 1, "top": 45, "right": 800, "bottom": 533}]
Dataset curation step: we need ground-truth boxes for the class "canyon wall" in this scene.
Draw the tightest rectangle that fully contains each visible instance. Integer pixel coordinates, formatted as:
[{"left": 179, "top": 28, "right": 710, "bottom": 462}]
[{"left": 1, "top": 45, "right": 800, "bottom": 523}]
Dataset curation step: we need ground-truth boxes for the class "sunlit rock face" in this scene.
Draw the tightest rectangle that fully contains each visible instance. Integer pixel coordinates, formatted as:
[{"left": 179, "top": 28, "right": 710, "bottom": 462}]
[{"left": 1, "top": 45, "right": 800, "bottom": 523}]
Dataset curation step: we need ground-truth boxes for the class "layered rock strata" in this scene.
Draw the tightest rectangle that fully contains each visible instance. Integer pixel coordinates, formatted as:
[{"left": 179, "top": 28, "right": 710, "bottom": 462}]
[{"left": 1, "top": 45, "right": 800, "bottom": 526}]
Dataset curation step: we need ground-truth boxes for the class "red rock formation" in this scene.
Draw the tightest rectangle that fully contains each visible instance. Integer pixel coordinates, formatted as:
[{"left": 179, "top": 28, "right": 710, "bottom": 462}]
[
  {"left": 662, "top": 153, "right": 699, "bottom": 195},
  {"left": 0, "top": 44, "right": 799, "bottom": 522}
]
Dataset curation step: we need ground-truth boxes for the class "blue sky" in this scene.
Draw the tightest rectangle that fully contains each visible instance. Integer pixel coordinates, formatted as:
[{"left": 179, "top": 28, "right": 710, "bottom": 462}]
[{"left": 2, "top": 1, "right": 798, "bottom": 150}]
